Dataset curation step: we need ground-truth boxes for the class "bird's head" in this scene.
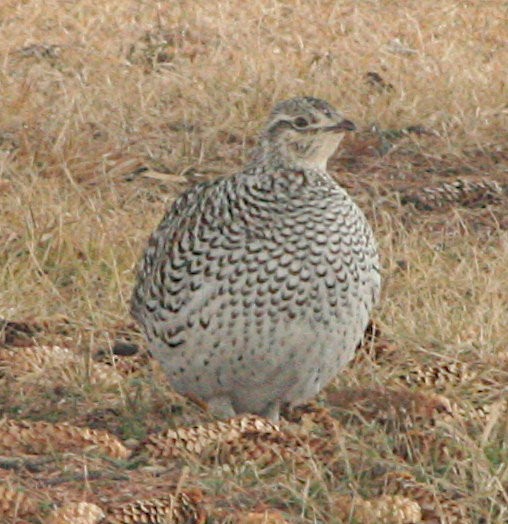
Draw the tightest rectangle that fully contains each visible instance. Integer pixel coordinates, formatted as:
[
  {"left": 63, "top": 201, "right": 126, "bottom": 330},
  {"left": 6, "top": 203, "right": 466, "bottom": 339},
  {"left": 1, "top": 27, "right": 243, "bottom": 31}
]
[{"left": 254, "top": 96, "right": 356, "bottom": 171}]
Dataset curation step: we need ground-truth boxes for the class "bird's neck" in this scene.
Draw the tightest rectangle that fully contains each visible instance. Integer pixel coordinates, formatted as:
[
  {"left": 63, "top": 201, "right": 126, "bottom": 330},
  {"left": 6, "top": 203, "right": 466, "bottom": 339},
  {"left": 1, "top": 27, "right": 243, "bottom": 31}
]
[{"left": 248, "top": 140, "right": 329, "bottom": 173}]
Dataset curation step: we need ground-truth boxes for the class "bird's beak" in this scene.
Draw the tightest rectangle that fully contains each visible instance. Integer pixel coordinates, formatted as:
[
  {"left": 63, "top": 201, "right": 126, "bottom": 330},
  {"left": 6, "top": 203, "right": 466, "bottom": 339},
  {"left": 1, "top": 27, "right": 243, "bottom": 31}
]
[
  {"left": 335, "top": 119, "right": 356, "bottom": 131},
  {"left": 304, "top": 119, "right": 357, "bottom": 135},
  {"left": 322, "top": 119, "right": 356, "bottom": 133}
]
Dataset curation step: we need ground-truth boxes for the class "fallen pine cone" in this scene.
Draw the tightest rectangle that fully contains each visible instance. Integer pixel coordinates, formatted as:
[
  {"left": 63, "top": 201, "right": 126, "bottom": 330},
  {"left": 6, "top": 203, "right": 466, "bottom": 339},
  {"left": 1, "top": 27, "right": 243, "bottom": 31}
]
[
  {"left": 0, "top": 345, "right": 122, "bottom": 388},
  {"left": 0, "top": 418, "right": 130, "bottom": 459},
  {"left": 394, "top": 360, "right": 474, "bottom": 390},
  {"left": 327, "top": 387, "right": 454, "bottom": 430},
  {"left": 236, "top": 510, "right": 289, "bottom": 523},
  {"left": 401, "top": 178, "right": 504, "bottom": 211},
  {"left": 385, "top": 472, "right": 469, "bottom": 523},
  {"left": 141, "top": 415, "right": 281, "bottom": 461},
  {"left": 332, "top": 494, "right": 421, "bottom": 523},
  {"left": 106, "top": 491, "right": 205, "bottom": 524},
  {"left": 0, "top": 483, "right": 37, "bottom": 519},
  {"left": 46, "top": 502, "right": 105, "bottom": 524},
  {"left": 141, "top": 414, "right": 337, "bottom": 468}
]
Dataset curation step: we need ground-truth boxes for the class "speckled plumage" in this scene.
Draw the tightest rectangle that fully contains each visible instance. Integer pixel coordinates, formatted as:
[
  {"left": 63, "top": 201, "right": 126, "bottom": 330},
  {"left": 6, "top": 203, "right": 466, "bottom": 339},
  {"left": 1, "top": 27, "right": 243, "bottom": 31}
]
[{"left": 131, "top": 97, "right": 380, "bottom": 420}]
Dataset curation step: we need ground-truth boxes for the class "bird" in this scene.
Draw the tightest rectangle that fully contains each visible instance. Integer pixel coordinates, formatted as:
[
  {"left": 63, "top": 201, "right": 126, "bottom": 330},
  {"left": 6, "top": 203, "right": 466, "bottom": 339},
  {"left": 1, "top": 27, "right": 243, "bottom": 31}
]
[{"left": 131, "top": 96, "right": 380, "bottom": 421}]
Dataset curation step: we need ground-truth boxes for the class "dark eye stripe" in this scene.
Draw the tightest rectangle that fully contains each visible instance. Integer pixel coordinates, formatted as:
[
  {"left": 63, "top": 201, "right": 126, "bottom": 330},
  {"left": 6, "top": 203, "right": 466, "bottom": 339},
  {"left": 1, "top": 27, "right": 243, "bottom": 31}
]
[{"left": 267, "top": 119, "right": 294, "bottom": 135}]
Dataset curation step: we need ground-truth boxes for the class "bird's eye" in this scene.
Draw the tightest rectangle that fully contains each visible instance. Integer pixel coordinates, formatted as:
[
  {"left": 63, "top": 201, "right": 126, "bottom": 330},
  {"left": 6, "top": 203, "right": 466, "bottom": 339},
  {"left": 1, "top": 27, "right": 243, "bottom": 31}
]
[{"left": 293, "top": 117, "right": 309, "bottom": 128}]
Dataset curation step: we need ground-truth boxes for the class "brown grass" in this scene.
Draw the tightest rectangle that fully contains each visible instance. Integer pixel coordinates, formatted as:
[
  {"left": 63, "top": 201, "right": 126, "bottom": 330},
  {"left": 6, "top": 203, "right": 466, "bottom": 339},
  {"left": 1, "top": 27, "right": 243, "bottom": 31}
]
[{"left": 0, "top": 0, "right": 507, "bottom": 522}]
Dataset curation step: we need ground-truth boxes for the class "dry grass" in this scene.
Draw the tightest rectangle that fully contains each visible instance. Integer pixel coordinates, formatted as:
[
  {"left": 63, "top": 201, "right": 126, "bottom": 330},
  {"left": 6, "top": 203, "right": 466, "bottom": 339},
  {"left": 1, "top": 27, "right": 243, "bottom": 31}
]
[{"left": 0, "top": 0, "right": 507, "bottom": 522}]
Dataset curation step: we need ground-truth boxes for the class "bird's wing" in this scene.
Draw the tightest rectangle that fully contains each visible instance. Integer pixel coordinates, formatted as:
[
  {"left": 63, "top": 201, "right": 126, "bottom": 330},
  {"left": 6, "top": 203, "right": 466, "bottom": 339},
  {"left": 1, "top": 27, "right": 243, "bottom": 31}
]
[{"left": 130, "top": 176, "right": 251, "bottom": 325}]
